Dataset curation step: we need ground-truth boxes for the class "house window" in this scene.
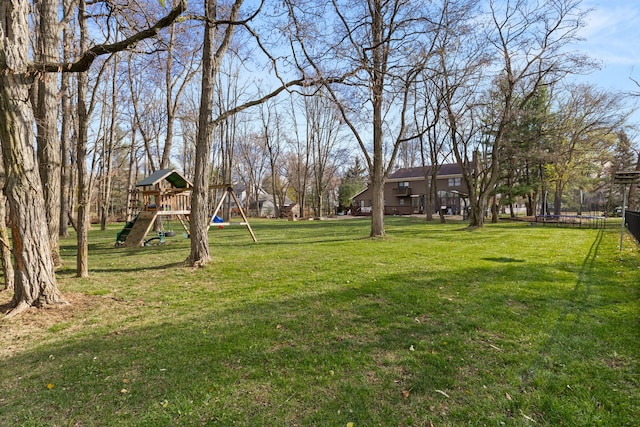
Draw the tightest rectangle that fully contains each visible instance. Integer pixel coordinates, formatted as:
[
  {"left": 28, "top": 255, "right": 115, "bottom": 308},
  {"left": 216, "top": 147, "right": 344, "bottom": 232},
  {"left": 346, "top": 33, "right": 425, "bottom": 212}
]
[
  {"left": 398, "top": 181, "right": 409, "bottom": 188},
  {"left": 399, "top": 199, "right": 405, "bottom": 206},
  {"left": 448, "top": 177, "right": 461, "bottom": 187}
]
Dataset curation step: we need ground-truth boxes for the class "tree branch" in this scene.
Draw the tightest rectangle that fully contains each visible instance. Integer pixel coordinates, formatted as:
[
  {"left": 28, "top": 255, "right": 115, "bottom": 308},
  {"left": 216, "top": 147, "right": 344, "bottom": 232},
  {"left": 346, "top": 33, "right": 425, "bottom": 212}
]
[
  {"left": 28, "top": 0, "right": 187, "bottom": 73},
  {"left": 211, "top": 78, "right": 319, "bottom": 128}
]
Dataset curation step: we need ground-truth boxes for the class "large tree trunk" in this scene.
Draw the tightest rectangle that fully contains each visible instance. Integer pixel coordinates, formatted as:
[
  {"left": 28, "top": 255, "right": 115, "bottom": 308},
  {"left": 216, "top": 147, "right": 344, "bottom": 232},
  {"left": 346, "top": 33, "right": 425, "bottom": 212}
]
[
  {"left": 468, "top": 195, "right": 485, "bottom": 227},
  {"left": 369, "top": 0, "right": 386, "bottom": 238},
  {"left": 35, "top": 0, "right": 62, "bottom": 267},
  {"left": 0, "top": 159, "right": 15, "bottom": 292},
  {"left": 188, "top": 0, "right": 243, "bottom": 266},
  {"left": 188, "top": 146, "right": 212, "bottom": 267},
  {"left": 424, "top": 181, "right": 433, "bottom": 221},
  {"left": 187, "top": 0, "right": 217, "bottom": 267},
  {"left": 0, "top": 0, "right": 66, "bottom": 316},
  {"left": 370, "top": 174, "right": 385, "bottom": 238}
]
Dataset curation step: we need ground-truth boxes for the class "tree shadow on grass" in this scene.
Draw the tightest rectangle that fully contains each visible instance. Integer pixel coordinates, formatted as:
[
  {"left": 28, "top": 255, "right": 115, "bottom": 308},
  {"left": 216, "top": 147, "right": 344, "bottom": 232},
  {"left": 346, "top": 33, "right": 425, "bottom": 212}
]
[
  {"left": 2, "top": 247, "right": 636, "bottom": 426},
  {"left": 508, "top": 228, "right": 639, "bottom": 425},
  {"left": 481, "top": 257, "right": 526, "bottom": 263}
]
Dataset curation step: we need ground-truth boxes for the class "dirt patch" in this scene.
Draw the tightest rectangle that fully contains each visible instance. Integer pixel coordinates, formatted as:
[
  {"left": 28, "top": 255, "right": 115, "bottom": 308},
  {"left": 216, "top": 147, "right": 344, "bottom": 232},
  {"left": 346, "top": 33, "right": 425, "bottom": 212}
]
[{"left": 0, "top": 291, "right": 114, "bottom": 358}]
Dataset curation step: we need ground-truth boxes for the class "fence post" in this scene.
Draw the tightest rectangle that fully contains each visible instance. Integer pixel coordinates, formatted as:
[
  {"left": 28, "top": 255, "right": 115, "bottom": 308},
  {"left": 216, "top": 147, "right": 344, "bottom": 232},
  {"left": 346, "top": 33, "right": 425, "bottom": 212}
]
[{"left": 620, "top": 184, "right": 628, "bottom": 251}]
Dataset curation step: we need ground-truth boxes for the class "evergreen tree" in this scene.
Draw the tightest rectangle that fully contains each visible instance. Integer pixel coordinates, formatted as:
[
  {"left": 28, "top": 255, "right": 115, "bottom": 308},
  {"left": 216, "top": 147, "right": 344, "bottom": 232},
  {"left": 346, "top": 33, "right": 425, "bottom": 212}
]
[{"left": 338, "top": 157, "right": 367, "bottom": 211}]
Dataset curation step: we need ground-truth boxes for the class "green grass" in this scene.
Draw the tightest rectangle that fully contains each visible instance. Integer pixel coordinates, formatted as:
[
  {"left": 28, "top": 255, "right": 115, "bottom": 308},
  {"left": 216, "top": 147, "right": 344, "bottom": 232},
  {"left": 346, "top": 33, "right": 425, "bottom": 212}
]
[{"left": 1, "top": 217, "right": 638, "bottom": 426}]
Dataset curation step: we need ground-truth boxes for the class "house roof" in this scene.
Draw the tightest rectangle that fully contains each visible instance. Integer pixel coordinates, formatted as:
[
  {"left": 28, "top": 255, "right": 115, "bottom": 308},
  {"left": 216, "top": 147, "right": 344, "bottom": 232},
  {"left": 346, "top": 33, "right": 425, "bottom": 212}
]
[
  {"left": 388, "top": 163, "right": 462, "bottom": 181},
  {"left": 136, "top": 168, "right": 192, "bottom": 188},
  {"left": 351, "top": 187, "right": 369, "bottom": 199},
  {"left": 257, "top": 189, "right": 295, "bottom": 206}
]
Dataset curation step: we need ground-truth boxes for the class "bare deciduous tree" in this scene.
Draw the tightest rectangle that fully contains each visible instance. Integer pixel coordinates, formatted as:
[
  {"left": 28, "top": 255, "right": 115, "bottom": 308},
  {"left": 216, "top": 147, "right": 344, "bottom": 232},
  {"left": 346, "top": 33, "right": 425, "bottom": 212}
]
[
  {"left": 0, "top": 0, "right": 186, "bottom": 315},
  {"left": 546, "top": 84, "right": 630, "bottom": 215},
  {"left": 34, "top": 0, "right": 63, "bottom": 267},
  {"left": 187, "top": 0, "right": 315, "bottom": 266},
  {"left": 448, "top": 0, "right": 593, "bottom": 227},
  {"left": 305, "top": 91, "right": 345, "bottom": 217},
  {"left": 285, "top": 0, "right": 444, "bottom": 236}
]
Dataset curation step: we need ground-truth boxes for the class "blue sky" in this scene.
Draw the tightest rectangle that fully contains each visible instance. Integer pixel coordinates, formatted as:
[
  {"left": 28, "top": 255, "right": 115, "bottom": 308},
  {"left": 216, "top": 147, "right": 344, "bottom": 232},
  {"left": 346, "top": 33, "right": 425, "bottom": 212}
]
[{"left": 573, "top": 0, "right": 640, "bottom": 123}]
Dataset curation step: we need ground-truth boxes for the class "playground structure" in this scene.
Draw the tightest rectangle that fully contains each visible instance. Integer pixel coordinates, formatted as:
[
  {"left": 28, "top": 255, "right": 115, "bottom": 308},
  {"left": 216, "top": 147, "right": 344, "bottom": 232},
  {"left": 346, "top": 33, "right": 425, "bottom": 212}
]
[
  {"left": 208, "top": 185, "right": 257, "bottom": 243},
  {"left": 116, "top": 169, "right": 192, "bottom": 247},
  {"left": 116, "top": 171, "right": 257, "bottom": 247}
]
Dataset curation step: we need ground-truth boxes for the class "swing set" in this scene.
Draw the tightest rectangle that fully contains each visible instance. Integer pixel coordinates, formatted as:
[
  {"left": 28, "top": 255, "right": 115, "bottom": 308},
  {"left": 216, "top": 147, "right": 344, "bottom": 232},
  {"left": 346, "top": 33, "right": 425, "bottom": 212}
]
[
  {"left": 208, "top": 185, "right": 257, "bottom": 243},
  {"left": 116, "top": 170, "right": 257, "bottom": 247}
]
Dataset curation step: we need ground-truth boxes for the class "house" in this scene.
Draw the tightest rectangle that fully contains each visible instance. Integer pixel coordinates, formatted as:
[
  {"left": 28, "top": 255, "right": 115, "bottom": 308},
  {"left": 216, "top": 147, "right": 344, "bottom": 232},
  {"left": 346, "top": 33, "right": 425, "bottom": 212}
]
[
  {"left": 248, "top": 188, "right": 295, "bottom": 218},
  {"left": 213, "top": 185, "right": 295, "bottom": 218},
  {"left": 351, "top": 163, "right": 469, "bottom": 215}
]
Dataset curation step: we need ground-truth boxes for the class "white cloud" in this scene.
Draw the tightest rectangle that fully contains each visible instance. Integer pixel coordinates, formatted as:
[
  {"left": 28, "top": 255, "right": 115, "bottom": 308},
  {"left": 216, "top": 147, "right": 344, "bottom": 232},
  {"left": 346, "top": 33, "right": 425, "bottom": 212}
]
[{"left": 579, "top": 0, "right": 640, "bottom": 65}]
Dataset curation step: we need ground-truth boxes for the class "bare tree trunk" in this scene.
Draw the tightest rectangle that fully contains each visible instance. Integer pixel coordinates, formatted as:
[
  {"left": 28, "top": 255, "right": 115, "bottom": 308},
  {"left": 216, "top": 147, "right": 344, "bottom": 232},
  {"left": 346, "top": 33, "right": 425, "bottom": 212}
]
[
  {"left": 59, "top": 70, "right": 72, "bottom": 237},
  {"left": 267, "top": 154, "right": 280, "bottom": 218},
  {"left": 369, "top": 0, "right": 386, "bottom": 237},
  {"left": 126, "top": 126, "right": 139, "bottom": 223},
  {"left": 468, "top": 192, "right": 485, "bottom": 227},
  {"left": 554, "top": 180, "right": 563, "bottom": 216},
  {"left": 0, "top": 0, "right": 66, "bottom": 316},
  {"left": 370, "top": 174, "right": 385, "bottom": 237},
  {"left": 188, "top": 0, "right": 245, "bottom": 266},
  {"left": 100, "top": 57, "right": 118, "bottom": 230},
  {"left": 76, "top": 0, "right": 90, "bottom": 278},
  {"left": 187, "top": 0, "right": 218, "bottom": 267},
  {"left": 161, "top": 23, "right": 177, "bottom": 170},
  {"left": 59, "top": 0, "right": 74, "bottom": 239},
  {"left": 420, "top": 146, "right": 433, "bottom": 222},
  {"left": 491, "top": 196, "right": 499, "bottom": 223},
  {"left": 35, "top": 0, "right": 62, "bottom": 267},
  {"left": 0, "top": 158, "right": 15, "bottom": 292}
]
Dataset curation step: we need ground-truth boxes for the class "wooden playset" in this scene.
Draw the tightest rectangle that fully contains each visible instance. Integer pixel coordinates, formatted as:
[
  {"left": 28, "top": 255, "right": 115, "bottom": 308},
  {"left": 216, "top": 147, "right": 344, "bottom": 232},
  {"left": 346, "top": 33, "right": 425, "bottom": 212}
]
[{"left": 116, "top": 169, "right": 192, "bottom": 247}]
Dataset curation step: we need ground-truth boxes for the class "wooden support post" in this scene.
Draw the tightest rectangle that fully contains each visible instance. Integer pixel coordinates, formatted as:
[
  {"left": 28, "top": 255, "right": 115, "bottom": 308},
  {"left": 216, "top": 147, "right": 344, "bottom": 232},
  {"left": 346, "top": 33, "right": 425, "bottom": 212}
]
[
  {"left": 229, "top": 188, "right": 257, "bottom": 242},
  {"left": 208, "top": 186, "right": 257, "bottom": 242}
]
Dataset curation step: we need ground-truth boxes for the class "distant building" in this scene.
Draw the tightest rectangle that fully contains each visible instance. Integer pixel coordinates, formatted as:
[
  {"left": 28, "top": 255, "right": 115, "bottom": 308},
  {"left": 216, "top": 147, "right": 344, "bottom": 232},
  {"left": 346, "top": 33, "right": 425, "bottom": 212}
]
[
  {"left": 351, "top": 163, "right": 469, "bottom": 215},
  {"left": 249, "top": 189, "right": 295, "bottom": 218}
]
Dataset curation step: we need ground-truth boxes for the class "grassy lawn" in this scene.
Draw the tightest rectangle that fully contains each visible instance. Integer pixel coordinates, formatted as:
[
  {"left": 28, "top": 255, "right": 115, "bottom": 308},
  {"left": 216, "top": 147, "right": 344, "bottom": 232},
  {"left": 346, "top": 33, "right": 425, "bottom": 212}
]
[{"left": 0, "top": 217, "right": 638, "bottom": 426}]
